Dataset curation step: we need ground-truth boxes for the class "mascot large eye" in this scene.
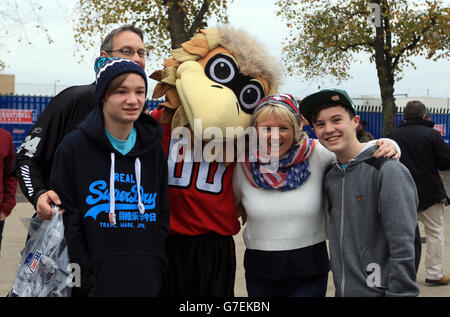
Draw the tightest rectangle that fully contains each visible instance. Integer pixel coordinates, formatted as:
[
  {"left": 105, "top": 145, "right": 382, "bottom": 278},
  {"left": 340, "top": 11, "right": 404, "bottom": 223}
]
[
  {"left": 239, "top": 82, "right": 264, "bottom": 113},
  {"left": 207, "top": 56, "right": 236, "bottom": 84}
]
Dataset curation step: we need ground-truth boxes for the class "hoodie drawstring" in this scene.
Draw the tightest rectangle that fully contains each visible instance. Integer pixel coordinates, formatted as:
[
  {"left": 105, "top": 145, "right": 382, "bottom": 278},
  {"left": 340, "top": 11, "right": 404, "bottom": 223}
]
[
  {"left": 109, "top": 153, "right": 116, "bottom": 225},
  {"left": 135, "top": 158, "right": 146, "bottom": 214},
  {"left": 108, "top": 153, "right": 146, "bottom": 225}
]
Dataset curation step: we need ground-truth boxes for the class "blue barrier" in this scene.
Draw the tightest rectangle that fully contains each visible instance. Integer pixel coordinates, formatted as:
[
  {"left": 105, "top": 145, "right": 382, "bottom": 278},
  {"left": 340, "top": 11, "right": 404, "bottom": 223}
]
[
  {"left": 0, "top": 95, "right": 163, "bottom": 152},
  {"left": 3, "top": 95, "right": 449, "bottom": 151},
  {"left": 0, "top": 95, "right": 51, "bottom": 151},
  {"left": 358, "top": 107, "right": 450, "bottom": 144},
  {"left": 146, "top": 100, "right": 162, "bottom": 112}
]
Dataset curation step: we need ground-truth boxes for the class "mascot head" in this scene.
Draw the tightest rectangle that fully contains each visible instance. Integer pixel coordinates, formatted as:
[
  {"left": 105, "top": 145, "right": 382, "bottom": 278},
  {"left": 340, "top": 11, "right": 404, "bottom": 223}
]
[{"left": 150, "top": 24, "right": 282, "bottom": 141}]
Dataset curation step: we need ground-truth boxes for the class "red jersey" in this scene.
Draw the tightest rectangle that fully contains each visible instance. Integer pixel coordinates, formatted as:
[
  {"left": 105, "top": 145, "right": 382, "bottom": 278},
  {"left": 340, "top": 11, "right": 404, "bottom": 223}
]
[{"left": 151, "top": 109, "right": 240, "bottom": 236}]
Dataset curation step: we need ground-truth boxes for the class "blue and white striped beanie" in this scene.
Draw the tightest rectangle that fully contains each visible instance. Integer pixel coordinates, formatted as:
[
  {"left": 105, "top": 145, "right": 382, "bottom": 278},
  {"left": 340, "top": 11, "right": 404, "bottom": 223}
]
[{"left": 94, "top": 57, "right": 148, "bottom": 107}]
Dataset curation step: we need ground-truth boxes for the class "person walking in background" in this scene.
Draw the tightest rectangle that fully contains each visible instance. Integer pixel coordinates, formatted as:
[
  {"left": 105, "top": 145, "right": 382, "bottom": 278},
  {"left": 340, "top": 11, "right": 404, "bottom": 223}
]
[
  {"left": 388, "top": 100, "right": 450, "bottom": 286},
  {"left": 0, "top": 128, "right": 18, "bottom": 253},
  {"left": 14, "top": 25, "right": 147, "bottom": 221},
  {"left": 356, "top": 120, "right": 374, "bottom": 142},
  {"left": 301, "top": 89, "right": 419, "bottom": 297}
]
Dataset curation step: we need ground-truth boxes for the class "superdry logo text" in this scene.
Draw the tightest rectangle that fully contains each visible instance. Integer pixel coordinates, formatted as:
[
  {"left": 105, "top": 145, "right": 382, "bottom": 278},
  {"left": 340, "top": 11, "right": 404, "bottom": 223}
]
[{"left": 83, "top": 173, "right": 158, "bottom": 229}]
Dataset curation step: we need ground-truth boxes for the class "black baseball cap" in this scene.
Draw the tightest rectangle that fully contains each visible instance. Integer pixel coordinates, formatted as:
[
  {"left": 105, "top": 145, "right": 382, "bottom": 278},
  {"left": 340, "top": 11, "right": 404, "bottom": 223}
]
[{"left": 300, "top": 88, "right": 356, "bottom": 123}]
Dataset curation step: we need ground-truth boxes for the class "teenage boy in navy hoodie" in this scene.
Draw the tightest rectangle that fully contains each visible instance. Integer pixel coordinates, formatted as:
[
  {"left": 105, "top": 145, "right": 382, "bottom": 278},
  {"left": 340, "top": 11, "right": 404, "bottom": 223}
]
[{"left": 50, "top": 57, "right": 169, "bottom": 297}]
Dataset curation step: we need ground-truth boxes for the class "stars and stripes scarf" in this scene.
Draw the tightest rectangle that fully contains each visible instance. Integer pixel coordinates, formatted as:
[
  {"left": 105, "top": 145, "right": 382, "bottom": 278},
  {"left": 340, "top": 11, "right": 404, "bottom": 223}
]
[{"left": 240, "top": 136, "right": 316, "bottom": 191}]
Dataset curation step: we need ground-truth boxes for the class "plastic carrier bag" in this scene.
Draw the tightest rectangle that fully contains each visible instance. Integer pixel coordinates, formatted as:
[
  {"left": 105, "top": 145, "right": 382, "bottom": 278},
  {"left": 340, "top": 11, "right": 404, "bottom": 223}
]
[{"left": 9, "top": 205, "right": 71, "bottom": 297}]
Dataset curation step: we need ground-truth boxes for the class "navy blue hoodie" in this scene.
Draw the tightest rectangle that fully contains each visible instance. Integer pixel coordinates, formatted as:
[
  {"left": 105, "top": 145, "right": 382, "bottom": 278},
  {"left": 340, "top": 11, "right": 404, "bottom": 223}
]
[{"left": 50, "top": 107, "right": 169, "bottom": 297}]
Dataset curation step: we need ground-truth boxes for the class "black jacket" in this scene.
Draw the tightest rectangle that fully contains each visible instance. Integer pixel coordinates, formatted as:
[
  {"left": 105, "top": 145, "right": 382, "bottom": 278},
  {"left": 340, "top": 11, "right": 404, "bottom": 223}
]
[
  {"left": 50, "top": 107, "right": 170, "bottom": 296},
  {"left": 387, "top": 118, "right": 450, "bottom": 211},
  {"left": 15, "top": 84, "right": 97, "bottom": 207}
]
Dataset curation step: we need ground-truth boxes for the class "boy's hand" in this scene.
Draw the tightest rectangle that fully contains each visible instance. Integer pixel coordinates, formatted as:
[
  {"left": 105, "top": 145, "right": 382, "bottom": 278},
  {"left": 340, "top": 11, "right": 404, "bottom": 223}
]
[
  {"left": 373, "top": 139, "right": 400, "bottom": 160},
  {"left": 36, "top": 190, "right": 65, "bottom": 220}
]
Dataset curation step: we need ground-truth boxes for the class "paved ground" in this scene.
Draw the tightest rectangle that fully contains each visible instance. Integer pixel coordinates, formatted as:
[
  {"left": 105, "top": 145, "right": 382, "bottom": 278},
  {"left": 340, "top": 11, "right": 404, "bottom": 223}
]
[
  {"left": 2, "top": 172, "right": 450, "bottom": 297},
  {"left": 238, "top": 170, "right": 450, "bottom": 297}
]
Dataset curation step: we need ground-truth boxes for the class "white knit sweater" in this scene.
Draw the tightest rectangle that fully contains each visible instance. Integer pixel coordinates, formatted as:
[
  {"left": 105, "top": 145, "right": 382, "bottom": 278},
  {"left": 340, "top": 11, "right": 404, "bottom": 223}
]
[{"left": 233, "top": 142, "right": 335, "bottom": 251}]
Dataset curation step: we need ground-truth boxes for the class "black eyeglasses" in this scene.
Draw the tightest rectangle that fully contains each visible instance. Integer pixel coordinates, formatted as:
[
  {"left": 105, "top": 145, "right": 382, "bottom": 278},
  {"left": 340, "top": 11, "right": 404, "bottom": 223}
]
[{"left": 107, "top": 47, "right": 146, "bottom": 58}]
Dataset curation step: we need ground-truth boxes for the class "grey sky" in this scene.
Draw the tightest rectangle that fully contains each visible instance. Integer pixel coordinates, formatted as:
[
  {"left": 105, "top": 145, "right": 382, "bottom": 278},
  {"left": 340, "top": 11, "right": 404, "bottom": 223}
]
[{"left": 1, "top": 0, "right": 449, "bottom": 98}]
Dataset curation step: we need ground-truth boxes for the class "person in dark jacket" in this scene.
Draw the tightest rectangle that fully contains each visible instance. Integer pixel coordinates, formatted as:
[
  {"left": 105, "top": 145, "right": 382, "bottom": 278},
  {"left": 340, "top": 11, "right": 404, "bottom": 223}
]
[
  {"left": 387, "top": 100, "right": 450, "bottom": 286},
  {"left": 356, "top": 120, "right": 374, "bottom": 143},
  {"left": 50, "top": 57, "right": 169, "bottom": 296},
  {"left": 15, "top": 25, "right": 147, "bottom": 221},
  {"left": 0, "top": 128, "right": 18, "bottom": 253}
]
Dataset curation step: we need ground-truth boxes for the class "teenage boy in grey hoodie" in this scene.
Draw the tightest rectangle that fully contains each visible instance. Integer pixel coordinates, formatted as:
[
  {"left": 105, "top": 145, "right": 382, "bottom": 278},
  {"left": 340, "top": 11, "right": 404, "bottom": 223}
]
[{"left": 300, "top": 89, "right": 419, "bottom": 297}]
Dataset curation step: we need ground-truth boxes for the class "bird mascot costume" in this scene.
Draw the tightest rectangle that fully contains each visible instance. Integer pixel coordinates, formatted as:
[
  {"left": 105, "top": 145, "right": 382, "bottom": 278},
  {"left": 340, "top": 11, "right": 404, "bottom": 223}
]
[{"left": 150, "top": 24, "right": 282, "bottom": 296}]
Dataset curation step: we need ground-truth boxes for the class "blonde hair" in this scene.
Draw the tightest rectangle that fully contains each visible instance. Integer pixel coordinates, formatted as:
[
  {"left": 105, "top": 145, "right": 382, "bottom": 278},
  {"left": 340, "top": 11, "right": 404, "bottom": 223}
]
[{"left": 253, "top": 104, "right": 306, "bottom": 147}]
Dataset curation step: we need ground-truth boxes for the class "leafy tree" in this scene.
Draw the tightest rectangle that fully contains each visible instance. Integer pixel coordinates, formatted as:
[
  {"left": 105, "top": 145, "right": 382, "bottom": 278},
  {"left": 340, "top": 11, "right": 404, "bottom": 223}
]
[
  {"left": 0, "top": 1, "right": 52, "bottom": 71},
  {"left": 73, "top": 0, "right": 232, "bottom": 68},
  {"left": 276, "top": 0, "right": 450, "bottom": 135}
]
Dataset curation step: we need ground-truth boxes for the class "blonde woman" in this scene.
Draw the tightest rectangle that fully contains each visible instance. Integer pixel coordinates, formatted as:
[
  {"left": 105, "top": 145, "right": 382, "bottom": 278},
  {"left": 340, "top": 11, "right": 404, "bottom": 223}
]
[{"left": 233, "top": 94, "right": 399, "bottom": 297}]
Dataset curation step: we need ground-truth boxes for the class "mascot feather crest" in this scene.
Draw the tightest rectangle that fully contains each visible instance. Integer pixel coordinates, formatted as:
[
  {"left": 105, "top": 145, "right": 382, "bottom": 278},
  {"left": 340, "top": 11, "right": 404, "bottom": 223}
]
[{"left": 150, "top": 24, "right": 283, "bottom": 141}]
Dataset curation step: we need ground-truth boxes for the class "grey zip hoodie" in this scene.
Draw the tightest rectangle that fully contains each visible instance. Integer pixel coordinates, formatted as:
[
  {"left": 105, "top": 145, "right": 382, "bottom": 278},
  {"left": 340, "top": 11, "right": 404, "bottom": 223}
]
[{"left": 324, "top": 145, "right": 419, "bottom": 297}]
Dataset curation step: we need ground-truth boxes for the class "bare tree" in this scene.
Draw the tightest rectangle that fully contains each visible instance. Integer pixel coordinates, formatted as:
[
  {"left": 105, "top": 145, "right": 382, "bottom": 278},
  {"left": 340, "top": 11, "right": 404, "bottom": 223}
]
[
  {"left": 73, "top": 0, "right": 232, "bottom": 69},
  {"left": 0, "top": 0, "right": 53, "bottom": 71},
  {"left": 277, "top": 0, "right": 450, "bottom": 135}
]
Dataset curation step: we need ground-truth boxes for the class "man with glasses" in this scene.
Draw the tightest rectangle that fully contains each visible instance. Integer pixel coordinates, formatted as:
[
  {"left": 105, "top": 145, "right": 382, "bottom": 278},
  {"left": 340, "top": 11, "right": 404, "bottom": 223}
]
[
  {"left": 15, "top": 25, "right": 147, "bottom": 221},
  {"left": 101, "top": 26, "right": 147, "bottom": 67}
]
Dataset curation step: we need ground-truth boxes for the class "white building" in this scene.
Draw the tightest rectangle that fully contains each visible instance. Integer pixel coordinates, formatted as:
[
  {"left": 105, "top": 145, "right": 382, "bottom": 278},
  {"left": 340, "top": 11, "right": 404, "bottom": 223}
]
[
  {"left": 353, "top": 95, "right": 450, "bottom": 112},
  {"left": 9, "top": 82, "right": 450, "bottom": 113}
]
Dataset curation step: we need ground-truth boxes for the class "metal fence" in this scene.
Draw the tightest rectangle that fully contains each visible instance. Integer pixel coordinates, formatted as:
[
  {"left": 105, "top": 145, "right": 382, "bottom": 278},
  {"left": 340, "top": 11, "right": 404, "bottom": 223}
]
[
  {"left": 0, "top": 95, "right": 162, "bottom": 151},
  {"left": 2, "top": 95, "right": 449, "bottom": 151},
  {"left": 356, "top": 105, "right": 450, "bottom": 144}
]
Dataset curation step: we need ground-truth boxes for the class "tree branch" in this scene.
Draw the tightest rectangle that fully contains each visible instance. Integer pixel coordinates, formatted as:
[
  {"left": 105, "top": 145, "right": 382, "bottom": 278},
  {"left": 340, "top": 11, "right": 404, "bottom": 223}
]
[
  {"left": 392, "top": 16, "right": 437, "bottom": 70},
  {"left": 188, "top": 0, "right": 209, "bottom": 36},
  {"left": 340, "top": 40, "right": 375, "bottom": 51}
]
